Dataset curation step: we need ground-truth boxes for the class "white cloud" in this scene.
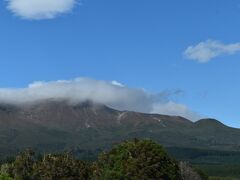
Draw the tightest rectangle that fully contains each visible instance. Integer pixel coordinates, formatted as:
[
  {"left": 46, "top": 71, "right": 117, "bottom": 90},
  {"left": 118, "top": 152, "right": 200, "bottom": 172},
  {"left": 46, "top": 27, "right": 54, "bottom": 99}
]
[
  {"left": 0, "top": 77, "right": 202, "bottom": 121},
  {"left": 184, "top": 40, "right": 240, "bottom": 63},
  {"left": 6, "top": 0, "right": 77, "bottom": 20},
  {"left": 111, "top": 80, "right": 125, "bottom": 87},
  {"left": 152, "top": 102, "right": 201, "bottom": 121}
]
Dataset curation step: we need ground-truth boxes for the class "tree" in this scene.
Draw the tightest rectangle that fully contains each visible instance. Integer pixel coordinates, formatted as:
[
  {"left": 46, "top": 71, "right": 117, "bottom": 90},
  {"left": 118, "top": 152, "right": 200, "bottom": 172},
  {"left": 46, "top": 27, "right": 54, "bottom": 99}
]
[
  {"left": 9, "top": 149, "right": 35, "bottom": 180},
  {"left": 92, "top": 139, "right": 182, "bottom": 180},
  {"left": 32, "top": 152, "right": 90, "bottom": 180}
]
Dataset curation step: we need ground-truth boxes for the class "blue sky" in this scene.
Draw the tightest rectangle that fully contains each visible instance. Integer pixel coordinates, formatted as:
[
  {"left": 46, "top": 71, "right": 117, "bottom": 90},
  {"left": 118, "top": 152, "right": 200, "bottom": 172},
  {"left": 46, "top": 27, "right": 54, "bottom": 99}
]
[{"left": 0, "top": 0, "right": 240, "bottom": 127}]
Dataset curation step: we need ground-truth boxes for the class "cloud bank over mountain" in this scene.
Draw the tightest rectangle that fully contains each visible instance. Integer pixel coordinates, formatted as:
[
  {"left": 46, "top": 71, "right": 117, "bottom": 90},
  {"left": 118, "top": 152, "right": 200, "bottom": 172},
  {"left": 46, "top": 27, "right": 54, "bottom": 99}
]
[
  {"left": 0, "top": 78, "right": 202, "bottom": 121},
  {"left": 6, "top": 0, "right": 77, "bottom": 20}
]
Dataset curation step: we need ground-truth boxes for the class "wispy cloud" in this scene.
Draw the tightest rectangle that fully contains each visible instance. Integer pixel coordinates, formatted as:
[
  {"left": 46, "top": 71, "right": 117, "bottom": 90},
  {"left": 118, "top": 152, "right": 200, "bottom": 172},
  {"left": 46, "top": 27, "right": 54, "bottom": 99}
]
[
  {"left": 184, "top": 40, "right": 240, "bottom": 63},
  {"left": 151, "top": 101, "right": 200, "bottom": 121},
  {"left": 111, "top": 80, "right": 125, "bottom": 87},
  {"left": 0, "top": 77, "right": 202, "bottom": 121},
  {"left": 6, "top": 0, "right": 77, "bottom": 20}
]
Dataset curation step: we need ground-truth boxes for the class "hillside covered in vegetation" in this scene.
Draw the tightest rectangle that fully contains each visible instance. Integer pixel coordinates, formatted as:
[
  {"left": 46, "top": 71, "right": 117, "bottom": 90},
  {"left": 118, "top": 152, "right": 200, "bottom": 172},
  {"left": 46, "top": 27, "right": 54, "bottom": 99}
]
[{"left": 0, "top": 139, "right": 207, "bottom": 180}]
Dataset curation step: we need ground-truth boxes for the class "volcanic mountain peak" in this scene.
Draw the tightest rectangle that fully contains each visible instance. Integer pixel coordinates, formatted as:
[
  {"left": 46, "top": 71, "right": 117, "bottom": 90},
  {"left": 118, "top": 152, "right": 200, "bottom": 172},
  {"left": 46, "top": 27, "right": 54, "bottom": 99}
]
[
  {"left": 194, "top": 118, "right": 227, "bottom": 128},
  {"left": 0, "top": 99, "right": 240, "bottom": 158},
  {"left": 0, "top": 99, "right": 195, "bottom": 130}
]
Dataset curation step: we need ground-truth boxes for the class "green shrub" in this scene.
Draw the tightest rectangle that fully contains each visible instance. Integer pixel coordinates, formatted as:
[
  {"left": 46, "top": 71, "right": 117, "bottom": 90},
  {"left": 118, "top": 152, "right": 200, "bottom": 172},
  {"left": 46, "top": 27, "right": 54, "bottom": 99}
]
[
  {"left": 9, "top": 149, "right": 35, "bottom": 180},
  {"left": 92, "top": 139, "right": 182, "bottom": 180},
  {"left": 0, "top": 174, "right": 13, "bottom": 180},
  {"left": 32, "top": 153, "right": 90, "bottom": 180}
]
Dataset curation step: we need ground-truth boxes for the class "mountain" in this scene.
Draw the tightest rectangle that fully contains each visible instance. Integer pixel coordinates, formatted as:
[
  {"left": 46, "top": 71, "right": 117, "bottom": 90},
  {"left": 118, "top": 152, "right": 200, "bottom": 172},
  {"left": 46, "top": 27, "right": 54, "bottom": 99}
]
[{"left": 0, "top": 99, "right": 240, "bottom": 159}]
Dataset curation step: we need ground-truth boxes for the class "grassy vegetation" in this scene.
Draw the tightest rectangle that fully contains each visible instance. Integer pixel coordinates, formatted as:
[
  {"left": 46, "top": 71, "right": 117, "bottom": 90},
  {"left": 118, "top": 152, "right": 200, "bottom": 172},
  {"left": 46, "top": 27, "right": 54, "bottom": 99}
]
[
  {"left": 167, "top": 147, "right": 240, "bottom": 179},
  {"left": 195, "top": 165, "right": 240, "bottom": 179}
]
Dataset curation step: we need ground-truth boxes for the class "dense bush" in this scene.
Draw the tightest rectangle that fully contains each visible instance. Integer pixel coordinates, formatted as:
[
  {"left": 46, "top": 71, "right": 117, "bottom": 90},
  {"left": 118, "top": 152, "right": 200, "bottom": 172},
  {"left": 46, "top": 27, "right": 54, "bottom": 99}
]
[
  {"left": 0, "top": 139, "right": 205, "bottom": 180},
  {"left": 92, "top": 139, "right": 182, "bottom": 180},
  {"left": 1, "top": 150, "right": 90, "bottom": 180},
  {"left": 8, "top": 149, "right": 35, "bottom": 179},
  {"left": 33, "top": 153, "right": 90, "bottom": 179},
  {"left": 0, "top": 174, "right": 12, "bottom": 180}
]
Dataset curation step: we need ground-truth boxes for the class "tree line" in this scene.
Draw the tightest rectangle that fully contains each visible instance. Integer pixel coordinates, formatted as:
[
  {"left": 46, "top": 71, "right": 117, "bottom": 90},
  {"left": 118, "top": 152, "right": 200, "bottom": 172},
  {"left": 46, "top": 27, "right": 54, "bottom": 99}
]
[{"left": 0, "top": 139, "right": 207, "bottom": 180}]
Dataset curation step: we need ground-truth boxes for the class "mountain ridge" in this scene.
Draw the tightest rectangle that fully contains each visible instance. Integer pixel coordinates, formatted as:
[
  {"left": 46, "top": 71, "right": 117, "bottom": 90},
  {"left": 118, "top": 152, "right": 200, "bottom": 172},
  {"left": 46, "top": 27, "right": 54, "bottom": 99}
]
[{"left": 0, "top": 99, "right": 240, "bottom": 159}]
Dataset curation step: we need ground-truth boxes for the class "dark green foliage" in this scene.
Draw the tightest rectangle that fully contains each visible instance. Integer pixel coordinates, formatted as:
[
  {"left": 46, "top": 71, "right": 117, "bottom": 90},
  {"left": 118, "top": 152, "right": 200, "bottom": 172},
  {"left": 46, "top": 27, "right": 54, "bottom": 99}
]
[
  {"left": 8, "top": 149, "right": 35, "bottom": 180},
  {"left": 167, "top": 147, "right": 240, "bottom": 178},
  {"left": 193, "top": 167, "right": 208, "bottom": 180},
  {"left": 195, "top": 164, "right": 240, "bottom": 179},
  {"left": 0, "top": 174, "right": 12, "bottom": 180},
  {"left": 32, "top": 153, "right": 90, "bottom": 180},
  {"left": 167, "top": 147, "right": 240, "bottom": 163},
  {"left": 92, "top": 139, "right": 182, "bottom": 180},
  {"left": 0, "top": 140, "right": 208, "bottom": 179},
  {"left": 1, "top": 151, "right": 90, "bottom": 180},
  {"left": 208, "top": 177, "right": 239, "bottom": 180}
]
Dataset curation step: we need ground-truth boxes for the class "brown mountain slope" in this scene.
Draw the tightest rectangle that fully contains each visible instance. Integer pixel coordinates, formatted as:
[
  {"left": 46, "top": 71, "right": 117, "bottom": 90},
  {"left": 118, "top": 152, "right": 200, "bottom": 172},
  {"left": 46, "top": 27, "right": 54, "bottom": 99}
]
[{"left": 0, "top": 99, "right": 240, "bottom": 158}]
